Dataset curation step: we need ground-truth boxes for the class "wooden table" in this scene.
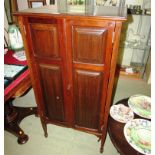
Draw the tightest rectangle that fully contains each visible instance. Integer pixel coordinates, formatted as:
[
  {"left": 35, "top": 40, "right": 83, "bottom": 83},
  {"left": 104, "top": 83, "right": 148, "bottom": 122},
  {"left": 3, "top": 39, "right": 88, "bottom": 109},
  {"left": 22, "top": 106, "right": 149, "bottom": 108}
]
[
  {"left": 108, "top": 98, "right": 149, "bottom": 155},
  {"left": 4, "top": 50, "right": 37, "bottom": 144}
]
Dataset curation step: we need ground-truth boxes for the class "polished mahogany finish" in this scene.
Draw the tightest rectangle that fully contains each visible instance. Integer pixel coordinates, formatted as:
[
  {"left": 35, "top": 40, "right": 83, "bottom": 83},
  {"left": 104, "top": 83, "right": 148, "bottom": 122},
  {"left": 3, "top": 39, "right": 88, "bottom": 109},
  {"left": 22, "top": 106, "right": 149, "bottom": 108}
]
[
  {"left": 39, "top": 64, "right": 65, "bottom": 122},
  {"left": 72, "top": 27, "right": 107, "bottom": 64},
  {"left": 30, "top": 23, "right": 60, "bottom": 59},
  {"left": 74, "top": 69, "right": 103, "bottom": 131},
  {"left": 14, "top": 5, "right": 126, "bottom": 153}
]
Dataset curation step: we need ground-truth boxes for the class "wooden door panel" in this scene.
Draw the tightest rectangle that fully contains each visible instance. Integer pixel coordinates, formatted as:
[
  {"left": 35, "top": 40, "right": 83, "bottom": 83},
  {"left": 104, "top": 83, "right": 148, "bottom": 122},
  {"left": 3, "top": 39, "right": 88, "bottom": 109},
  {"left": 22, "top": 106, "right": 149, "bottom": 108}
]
[
  {"left": 39, "top": 64, "right": 64, "bottom": 122},
  {"left": 30, "top": 23, "right": 60, "bottom": 59},
  {"left": 67, "top": 20, "right": 115, "bottom": 131},
  {"left": 74, "top": 69, "right": 103, "bottom": 130},
  {"left": 72, "top": 26, "right": 107, "bottom": 64}
]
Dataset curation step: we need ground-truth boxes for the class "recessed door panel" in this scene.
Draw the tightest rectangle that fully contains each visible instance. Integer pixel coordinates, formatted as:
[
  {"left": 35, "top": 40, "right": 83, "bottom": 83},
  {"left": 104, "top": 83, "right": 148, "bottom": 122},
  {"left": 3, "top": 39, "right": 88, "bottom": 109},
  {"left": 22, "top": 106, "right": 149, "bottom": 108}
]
[
  {"left": 30, "top": 23, "right": 60, "bottom": 59},
  {"left": 72, "top": 26, "right": 107, "bottom": 64},
  {"left": 74, "top": 69, "right": 103, "bottom": 130},
  {"left": 39, "top": 64, "right": 64, "bottom": 122}
]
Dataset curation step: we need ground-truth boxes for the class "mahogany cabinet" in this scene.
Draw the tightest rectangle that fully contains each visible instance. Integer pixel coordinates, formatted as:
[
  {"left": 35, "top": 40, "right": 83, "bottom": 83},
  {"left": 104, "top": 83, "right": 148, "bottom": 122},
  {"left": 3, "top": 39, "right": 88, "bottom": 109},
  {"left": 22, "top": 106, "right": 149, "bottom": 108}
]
[{"left": 14, "top": 5, "right": 126, "bottom": 153}]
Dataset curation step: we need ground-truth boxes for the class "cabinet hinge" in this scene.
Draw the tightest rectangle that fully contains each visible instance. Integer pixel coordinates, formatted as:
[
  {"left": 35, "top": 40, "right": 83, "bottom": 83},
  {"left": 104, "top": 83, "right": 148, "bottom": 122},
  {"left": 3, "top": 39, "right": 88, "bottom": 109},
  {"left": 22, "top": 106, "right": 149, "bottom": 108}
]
[{"left": 112, "top": 32, "right": 115, "bottom": 43}]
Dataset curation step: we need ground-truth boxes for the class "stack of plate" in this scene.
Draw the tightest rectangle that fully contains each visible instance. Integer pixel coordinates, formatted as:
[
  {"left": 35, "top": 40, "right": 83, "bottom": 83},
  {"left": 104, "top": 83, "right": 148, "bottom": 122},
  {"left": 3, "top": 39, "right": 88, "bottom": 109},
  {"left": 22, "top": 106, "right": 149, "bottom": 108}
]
[{"left": 110, "top": 94, "right": 151, "bottom": 155}]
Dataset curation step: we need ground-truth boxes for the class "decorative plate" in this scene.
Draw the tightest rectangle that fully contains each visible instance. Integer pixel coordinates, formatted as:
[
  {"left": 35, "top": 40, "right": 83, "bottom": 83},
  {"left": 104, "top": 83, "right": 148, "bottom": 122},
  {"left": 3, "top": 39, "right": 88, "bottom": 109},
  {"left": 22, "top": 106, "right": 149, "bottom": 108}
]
[
  {"left": 124, "top": 119, "right": 151, "bottom": 155},
  {"left": 110, "top": 104, "right": 134, "bottom": 123},
  {"left": 128, "top": 95, "right": 151, "bottom": 119}
]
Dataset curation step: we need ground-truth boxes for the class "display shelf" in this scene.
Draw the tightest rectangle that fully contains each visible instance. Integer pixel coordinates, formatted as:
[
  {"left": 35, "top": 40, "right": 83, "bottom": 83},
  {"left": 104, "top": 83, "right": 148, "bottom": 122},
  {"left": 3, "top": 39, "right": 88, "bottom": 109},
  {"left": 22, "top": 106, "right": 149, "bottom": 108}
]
[
  {"left": 119, "top": 42, "right": 150, "bottom": 50},
  {"left": 116, "top": 65, "right": 141, "bottom": 79},
  {"left": 128, "top": 13, "right": 151, "bottom": 16},
  {"left": 127, "top": 9, "right": 151, "bottom": 16}
]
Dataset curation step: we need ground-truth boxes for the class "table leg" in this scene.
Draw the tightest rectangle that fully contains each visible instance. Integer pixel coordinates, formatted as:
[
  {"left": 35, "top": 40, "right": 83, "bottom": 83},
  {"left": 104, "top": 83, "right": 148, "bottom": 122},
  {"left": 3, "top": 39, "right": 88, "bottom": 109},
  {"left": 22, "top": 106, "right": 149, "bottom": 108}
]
[{"left": 4, "top": 99, "right": 38, "bottom": 144}]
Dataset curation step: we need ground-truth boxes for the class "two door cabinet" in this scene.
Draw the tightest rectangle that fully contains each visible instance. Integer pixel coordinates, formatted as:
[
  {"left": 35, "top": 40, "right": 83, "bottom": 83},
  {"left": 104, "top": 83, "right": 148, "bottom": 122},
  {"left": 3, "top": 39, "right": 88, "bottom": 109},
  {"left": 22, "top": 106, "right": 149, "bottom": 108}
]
[{"left": 14, "top": 5, "right": 126, "bottom": 153}]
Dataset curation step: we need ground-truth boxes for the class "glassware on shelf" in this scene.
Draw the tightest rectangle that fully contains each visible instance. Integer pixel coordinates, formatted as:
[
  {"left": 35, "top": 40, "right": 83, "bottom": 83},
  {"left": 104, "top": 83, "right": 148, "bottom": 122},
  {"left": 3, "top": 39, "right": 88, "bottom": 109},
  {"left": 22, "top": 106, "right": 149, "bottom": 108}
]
[
  {"left": 127, "top": 5, "right": 143, "bottom": 15},
  {"left": 85, "top": 0, "right": 95, "bottom": 14},
  {"left": 96, "top": 0, "right": 122, "bottom": 7},
  {"left": 57, "top": 0, "right": 68, "bottom": 13},
  {"left": 123, "top": 42, "right": 150, "bottom": 50},
  {"left": 124, "top": 28, "right": 147, "bottom": 49},
  {"left": 68, "top": 0, "right": 86, "bottom": 13}
]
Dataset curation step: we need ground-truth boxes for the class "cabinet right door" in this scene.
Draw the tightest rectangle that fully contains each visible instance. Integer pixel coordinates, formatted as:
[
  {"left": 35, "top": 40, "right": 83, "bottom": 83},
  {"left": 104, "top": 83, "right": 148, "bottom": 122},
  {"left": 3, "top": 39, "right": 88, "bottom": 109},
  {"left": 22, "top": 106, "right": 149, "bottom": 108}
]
[{"left": 66, "top": 19, "right": 115, "bottom": 133}]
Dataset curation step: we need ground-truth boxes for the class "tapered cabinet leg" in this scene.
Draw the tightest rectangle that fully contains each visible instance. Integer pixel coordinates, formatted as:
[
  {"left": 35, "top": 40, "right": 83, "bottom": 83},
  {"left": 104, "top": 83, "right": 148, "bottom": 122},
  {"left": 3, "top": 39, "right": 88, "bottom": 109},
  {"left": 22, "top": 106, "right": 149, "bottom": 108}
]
[
  {"left": 100, "top": 147, "right": 104, "bottom": 153},
  {"left": 100, "top": 138, "right": 105, "bottom": 153},
  {"left": 40, "top": 118, "right": 48, "bottom": 137},
  {"left": 100, "top": 130, "right": 107, "bottom": 153}
]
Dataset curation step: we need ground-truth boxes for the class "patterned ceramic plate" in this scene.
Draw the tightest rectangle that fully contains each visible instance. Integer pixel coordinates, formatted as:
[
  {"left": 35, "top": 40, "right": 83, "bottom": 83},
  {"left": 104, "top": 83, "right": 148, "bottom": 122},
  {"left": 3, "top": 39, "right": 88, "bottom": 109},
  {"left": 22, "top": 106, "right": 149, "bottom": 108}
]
[
  {"left": 124, "top": 119, "right": 151, "bottom": 155},
  {"left": 128, "top": 95, "right": 151, "bottom": 119},
  {"left": 110, "top": 104, "right": 134, "bottom": 123}
]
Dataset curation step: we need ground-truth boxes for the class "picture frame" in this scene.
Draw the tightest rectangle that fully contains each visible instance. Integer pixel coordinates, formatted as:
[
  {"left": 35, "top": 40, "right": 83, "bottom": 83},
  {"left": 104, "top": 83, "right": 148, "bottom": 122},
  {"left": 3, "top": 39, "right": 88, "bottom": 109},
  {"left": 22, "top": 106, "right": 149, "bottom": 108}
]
[{"left": 27, "top": 0, "right": 46, "bottom": 8}]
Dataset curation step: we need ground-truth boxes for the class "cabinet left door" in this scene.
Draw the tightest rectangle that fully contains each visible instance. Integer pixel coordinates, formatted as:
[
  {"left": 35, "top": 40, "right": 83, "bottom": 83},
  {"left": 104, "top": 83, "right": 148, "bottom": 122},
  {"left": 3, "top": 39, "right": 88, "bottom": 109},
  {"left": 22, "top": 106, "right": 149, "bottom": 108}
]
[{"left": 27, "top": 19, "right": 66, "bottom": 123}]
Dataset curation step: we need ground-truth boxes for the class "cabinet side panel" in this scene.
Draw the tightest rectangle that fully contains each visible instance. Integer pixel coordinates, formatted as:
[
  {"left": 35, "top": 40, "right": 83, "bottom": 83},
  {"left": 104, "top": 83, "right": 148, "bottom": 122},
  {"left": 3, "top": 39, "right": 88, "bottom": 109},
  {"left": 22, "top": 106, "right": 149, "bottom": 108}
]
[
  {"left": 39, "top": 64, "right": 65, "bottom": 122},
  {"left": 74, "top": 69, "right": 103, "bottom": 130}
]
